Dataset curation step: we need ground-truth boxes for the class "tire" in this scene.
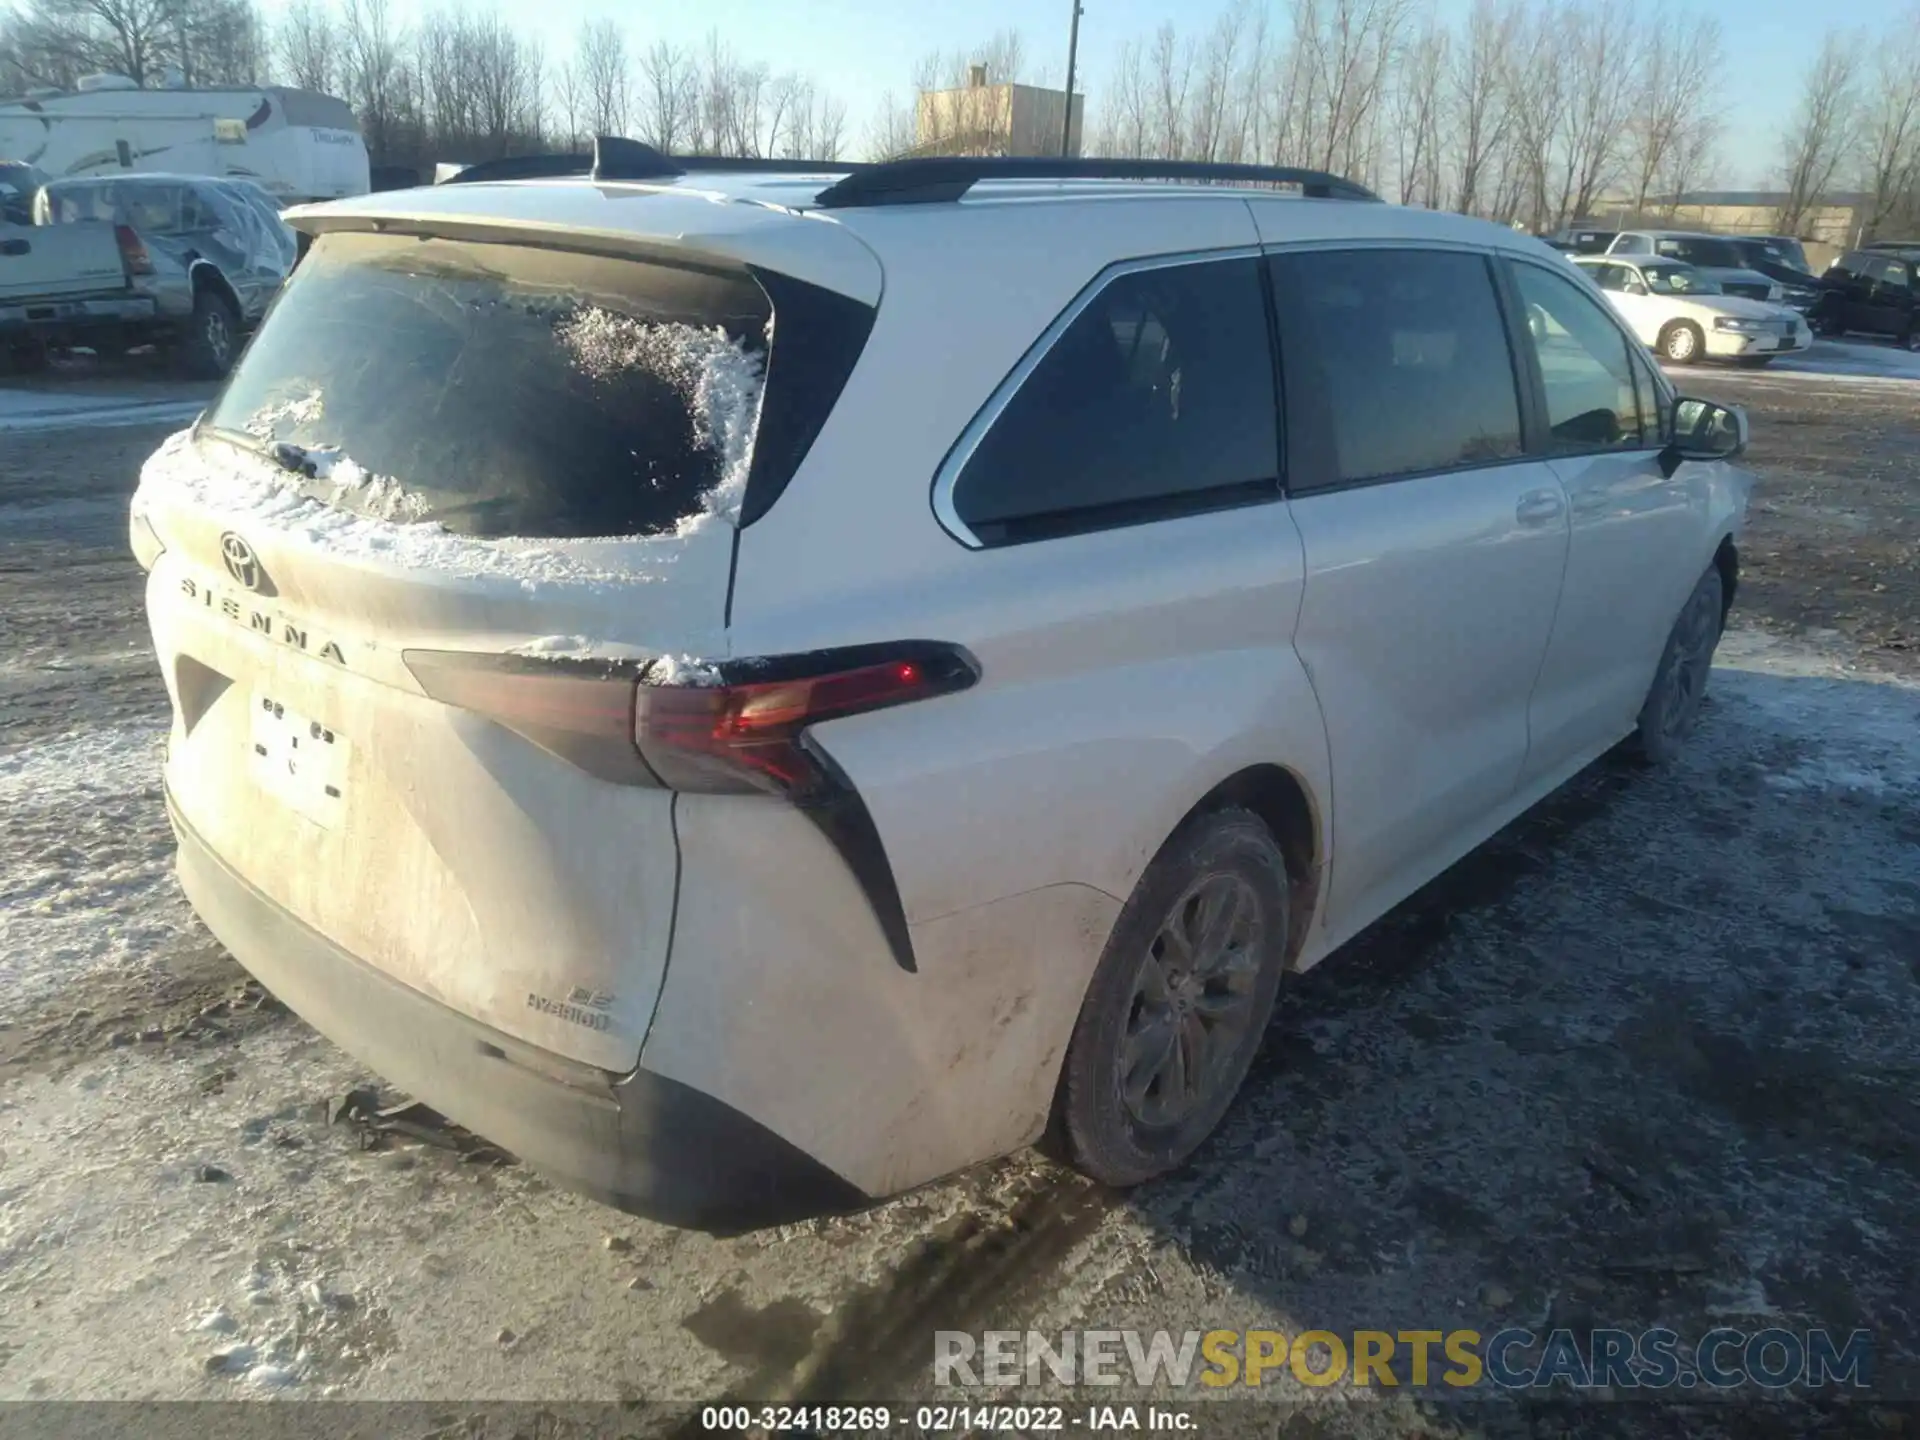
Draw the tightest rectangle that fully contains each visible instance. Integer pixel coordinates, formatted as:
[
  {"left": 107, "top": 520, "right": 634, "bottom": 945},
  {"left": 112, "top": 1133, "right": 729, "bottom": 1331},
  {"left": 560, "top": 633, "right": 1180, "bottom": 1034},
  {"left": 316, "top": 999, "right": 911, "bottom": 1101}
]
[
  {"left": 1633, "top": 564, "right": 1724, "bottom": 765},
  {"left": 1056, "top": 806, "right": 1290, "bottom": 1188},
  {"left": 179, "top": 289, "right": 240, "bottom": 379},
  {"left": 1658, "top": 320, "right": 1705, "bottom": 364},
  {"left": 1902, "top": 322, "right": 1920, "bottom": 353}
]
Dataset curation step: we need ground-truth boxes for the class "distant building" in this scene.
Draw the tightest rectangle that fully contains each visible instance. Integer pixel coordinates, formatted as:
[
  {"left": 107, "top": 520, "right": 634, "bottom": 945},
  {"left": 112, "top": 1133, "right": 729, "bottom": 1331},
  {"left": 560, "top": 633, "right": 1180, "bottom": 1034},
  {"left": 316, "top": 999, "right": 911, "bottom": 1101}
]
[
  {"left": 912, "top": 65, "right": 1085, "bottom": 159},
  {"left": 1591, "top": 190, "right": 1871, "bottom": 248}
]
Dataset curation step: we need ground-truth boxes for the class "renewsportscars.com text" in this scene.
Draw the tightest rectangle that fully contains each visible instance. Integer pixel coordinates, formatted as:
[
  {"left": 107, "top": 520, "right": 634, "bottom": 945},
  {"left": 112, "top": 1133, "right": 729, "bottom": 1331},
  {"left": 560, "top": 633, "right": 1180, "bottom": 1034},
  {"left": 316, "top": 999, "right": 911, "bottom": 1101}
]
[{"left": 934, "top": 1327, "right": 1874, "bottom": 1392}]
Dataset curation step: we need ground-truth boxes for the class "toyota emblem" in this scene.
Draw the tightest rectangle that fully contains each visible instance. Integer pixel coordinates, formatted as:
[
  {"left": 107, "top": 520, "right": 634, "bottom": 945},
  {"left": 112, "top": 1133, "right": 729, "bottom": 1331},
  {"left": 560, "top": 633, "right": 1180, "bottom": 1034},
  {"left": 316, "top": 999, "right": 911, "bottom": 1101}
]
[{"left": 220, "top": 531, "right": 266, "bottom": 592}]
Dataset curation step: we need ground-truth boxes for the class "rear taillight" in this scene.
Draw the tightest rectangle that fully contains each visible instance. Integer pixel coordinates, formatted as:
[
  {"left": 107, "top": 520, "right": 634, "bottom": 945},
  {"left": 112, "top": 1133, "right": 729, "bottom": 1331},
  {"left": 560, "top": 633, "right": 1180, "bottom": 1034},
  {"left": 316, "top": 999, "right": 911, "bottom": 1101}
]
[
  {"left": 115, "top": 224, "right": 153, "bottom": 276},
  {"left": 403, "top": 642, "right": 978, "bottom": 797}
]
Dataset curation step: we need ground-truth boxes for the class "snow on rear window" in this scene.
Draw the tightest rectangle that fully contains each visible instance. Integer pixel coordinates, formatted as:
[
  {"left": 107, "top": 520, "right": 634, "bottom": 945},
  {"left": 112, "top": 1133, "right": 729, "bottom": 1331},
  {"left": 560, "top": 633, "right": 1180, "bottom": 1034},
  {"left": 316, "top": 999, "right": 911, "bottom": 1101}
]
[
  {"left": 204, "top": 232, "right": 772, "bottom": 541},
  {"left": 553, "top": 310, "right": 764, "bottom": 523}
]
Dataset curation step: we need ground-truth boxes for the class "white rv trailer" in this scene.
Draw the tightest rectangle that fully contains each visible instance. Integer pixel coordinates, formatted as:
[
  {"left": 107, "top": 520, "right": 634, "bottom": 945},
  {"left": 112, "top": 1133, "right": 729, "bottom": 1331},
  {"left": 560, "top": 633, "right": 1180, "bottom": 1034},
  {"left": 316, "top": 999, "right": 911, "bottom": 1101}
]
[{"left": 0, "top": 76, "right": 369, "bottom": 205}]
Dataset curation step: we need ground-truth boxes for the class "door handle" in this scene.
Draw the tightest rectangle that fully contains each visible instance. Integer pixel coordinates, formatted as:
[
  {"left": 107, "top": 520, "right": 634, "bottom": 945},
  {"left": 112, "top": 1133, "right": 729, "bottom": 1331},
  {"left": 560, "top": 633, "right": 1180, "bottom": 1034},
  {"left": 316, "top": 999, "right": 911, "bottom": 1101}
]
[
  {"left": 1516, "top": 489, "right": 1565, "bottom": 526},
  {"left": 0, "top": 238, "right": 28, "bottom": 256}
]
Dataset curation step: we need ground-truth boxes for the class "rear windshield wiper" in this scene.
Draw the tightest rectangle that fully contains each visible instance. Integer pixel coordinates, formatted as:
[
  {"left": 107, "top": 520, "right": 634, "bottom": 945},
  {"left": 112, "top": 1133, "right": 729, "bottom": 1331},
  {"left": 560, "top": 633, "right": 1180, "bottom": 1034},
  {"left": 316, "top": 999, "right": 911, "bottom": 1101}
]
[{"left": 267, "top": 440, "right": 337, "bottom": 478}]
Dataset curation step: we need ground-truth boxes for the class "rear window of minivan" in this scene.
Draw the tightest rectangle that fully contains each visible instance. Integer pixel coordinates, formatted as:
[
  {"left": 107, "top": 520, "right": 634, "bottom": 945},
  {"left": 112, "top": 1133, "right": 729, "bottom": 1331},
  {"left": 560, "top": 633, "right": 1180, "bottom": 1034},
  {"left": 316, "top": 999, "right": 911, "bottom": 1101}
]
[{"left": 205, "top": 232, "right": 779, "bottom": 540}]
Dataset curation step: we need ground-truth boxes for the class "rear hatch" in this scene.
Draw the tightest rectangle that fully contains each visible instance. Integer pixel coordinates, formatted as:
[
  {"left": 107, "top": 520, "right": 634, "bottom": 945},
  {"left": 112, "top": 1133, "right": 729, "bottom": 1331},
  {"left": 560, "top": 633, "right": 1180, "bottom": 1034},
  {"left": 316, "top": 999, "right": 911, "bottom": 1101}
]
[
  {"left": 138, "top": 212, "right": 878, "bottom": 1068},
  {"left": 0, "top": 218, "right": 126, "bottom": 304}
]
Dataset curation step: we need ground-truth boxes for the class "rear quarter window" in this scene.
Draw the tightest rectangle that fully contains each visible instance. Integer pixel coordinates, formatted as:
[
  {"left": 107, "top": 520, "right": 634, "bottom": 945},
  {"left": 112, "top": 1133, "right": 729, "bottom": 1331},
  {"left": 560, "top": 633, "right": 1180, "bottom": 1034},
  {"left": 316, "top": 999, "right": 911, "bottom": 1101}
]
[{"left": 947, "top": 255, "right": 1279, "bottom": 545}]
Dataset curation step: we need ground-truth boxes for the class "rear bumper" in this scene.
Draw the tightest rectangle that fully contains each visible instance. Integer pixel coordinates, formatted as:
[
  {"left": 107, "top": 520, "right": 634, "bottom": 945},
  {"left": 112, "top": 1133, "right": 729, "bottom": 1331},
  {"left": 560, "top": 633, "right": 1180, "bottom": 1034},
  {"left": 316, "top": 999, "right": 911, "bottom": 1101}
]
[
  {"left": 0, "top": 292, "right": 159, "bottom": 338},
  {"left": 168, "top": 790, "right": 867, "bottom": 1234}
]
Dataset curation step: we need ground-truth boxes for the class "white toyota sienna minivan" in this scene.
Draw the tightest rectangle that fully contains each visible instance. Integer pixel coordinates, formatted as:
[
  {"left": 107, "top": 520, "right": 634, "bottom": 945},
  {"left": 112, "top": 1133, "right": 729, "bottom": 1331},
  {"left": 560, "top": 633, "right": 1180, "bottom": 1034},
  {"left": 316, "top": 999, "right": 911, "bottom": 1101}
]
[{"left": 134, "top": 144, "right": 1753, "bottom": 1232}]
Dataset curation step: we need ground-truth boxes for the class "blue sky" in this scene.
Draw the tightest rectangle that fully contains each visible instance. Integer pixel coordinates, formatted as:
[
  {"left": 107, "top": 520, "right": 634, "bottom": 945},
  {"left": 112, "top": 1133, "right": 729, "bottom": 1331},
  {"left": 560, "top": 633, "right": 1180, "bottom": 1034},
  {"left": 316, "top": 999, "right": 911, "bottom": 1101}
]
[{"left": 266, "top": 0, "right": 1918, "bottom": 185}]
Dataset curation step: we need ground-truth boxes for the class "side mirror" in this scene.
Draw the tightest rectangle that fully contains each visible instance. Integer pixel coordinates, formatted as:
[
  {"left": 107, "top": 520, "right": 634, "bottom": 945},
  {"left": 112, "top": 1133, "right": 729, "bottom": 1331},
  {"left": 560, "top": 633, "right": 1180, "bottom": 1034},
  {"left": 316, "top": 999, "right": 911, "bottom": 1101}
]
[{"left": 1659, "top": 397, "right": 1748, "bottom": 477}]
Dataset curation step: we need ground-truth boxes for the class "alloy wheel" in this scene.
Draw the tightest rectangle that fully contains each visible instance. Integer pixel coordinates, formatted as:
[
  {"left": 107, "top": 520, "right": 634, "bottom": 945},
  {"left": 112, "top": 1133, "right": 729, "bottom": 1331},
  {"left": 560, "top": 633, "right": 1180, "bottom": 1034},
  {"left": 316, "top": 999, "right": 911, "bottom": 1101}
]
[
  {"left": 1659, "top": 577, "right": 1721, "bottom": 741},
  {"left": 1118, "top": 871, "right": 1265, "bottom": 1130}
]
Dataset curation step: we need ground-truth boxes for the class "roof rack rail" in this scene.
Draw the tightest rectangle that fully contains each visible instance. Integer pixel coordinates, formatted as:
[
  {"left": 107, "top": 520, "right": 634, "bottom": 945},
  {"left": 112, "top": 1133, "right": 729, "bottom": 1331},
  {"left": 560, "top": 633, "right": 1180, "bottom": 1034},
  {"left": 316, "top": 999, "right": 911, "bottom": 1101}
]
[{"left": 811, "top": 157, "right": 1382, "bottom": 208}]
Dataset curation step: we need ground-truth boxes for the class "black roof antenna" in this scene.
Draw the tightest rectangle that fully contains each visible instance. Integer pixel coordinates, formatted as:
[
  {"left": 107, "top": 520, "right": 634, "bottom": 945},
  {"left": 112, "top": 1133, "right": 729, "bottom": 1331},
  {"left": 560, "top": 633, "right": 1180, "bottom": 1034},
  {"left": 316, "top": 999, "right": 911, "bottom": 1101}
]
[{"left": 591, "top": 135, "right": 683, "bottom": 183}]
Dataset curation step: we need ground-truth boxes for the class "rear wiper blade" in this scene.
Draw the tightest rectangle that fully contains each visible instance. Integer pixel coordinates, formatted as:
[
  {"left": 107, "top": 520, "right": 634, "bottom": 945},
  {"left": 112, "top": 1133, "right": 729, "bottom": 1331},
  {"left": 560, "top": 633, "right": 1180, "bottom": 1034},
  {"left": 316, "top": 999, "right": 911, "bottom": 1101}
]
[{"left": 267, "top": 440, "right": 340, "bottom": 478}]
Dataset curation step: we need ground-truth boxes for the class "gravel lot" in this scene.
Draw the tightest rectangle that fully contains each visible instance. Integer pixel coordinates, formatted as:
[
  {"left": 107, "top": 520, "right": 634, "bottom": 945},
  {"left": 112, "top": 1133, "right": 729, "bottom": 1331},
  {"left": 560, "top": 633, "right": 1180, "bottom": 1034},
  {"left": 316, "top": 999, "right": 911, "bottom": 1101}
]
[{"left": 1, "top": 351, "right": 1916, "bottom": 1435}]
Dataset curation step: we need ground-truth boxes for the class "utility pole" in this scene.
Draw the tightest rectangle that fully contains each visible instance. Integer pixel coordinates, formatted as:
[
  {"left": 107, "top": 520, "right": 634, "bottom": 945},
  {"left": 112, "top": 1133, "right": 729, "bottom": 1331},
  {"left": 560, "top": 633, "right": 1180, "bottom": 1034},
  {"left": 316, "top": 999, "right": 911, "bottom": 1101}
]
[{"left": 1062, "top": 0, "right": 1083, "bottom": 157}]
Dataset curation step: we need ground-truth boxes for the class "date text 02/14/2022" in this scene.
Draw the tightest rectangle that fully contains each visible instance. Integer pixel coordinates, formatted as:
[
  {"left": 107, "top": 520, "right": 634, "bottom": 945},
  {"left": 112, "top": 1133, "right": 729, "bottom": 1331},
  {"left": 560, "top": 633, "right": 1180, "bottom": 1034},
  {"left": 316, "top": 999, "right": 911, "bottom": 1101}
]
[{"left": 698, "top": 1405, "right": 1198, "bottom": 1432}]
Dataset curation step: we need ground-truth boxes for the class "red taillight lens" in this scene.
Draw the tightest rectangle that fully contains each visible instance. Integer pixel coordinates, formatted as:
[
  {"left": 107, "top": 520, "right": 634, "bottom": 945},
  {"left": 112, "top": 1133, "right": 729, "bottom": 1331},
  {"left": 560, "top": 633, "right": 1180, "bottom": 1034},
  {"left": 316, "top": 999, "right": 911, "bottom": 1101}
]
[
  {"left": 403, "top": 644, "right": 977, "bottom": 796},
  {"left": 115, "top": 224, "right": 153, "bottom": 276},
  {"left": 636, "top": 655, "right": 963, "bottom": 797}
]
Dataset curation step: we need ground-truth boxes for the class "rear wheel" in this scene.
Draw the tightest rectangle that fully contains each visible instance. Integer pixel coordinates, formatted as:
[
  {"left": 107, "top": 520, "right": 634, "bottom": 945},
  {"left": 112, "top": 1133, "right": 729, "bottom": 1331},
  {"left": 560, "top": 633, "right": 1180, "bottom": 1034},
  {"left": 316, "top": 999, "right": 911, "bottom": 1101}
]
[
  {"left": 179, "top": 289, "right": 240, "bottom": 379},
  {"left": 1658, "top": 320, "right": 1704, "bottom": 364},
  {"left": 1056, "top": 807, "right": 1290, "bottom": 1187},
  {"left": 1634, "top": 565, "right": 1724, "bottom": 765}
]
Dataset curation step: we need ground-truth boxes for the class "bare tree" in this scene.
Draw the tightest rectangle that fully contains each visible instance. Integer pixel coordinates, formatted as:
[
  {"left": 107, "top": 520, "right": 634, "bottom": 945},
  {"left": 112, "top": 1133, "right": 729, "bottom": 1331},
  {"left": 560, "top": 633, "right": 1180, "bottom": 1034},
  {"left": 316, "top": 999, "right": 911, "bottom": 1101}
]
[
  {"left": 2, "top": 0, "right": 237, "bottom": 87},
  {"left": 1856, "top": 9, "right": 1920, "bottom": 233},
  {"left": 339, "top": 0, "right": 405, "bottom": 165},
  {"left": 1391, "top": 15, "right": 1449, "bottom": 206},
  {"left": 1557, "top": 0, "right": 1639, "bottom": 224},
  {"left": 867, "top": 88, "right": 918, "bottom": 159},
  {"left": 1777, "top": 31, "right": 1862, "bottom": 234},
  {"left": 1289, "top": 0, "right": 1410, "bottom": 184},
  {"left": 1657, "top": 107, "right": 1719, "bottom": 214},
  {"left": 1504, "top": 3, "right": 1574, "bottom": 229},
  {"left": 814, "top": 93, "right": 848, "bottom": 160},
  {"left": 1190, "top": 2, "right": 1254, "bottom": 161},
  {"left": 552, "top": 55, "right": 583, "bottom": 152},
  {"left": 636, "top": 39, "right": 696, "bottom": 153},
  {"left": 1447, "top": 0, "right": 1521, "bottom": 214},
  {"left": 276, "top": 0, "right": 335, "bottom": 93},
  {"left": 1148, "top": 23, "right": 1194, "bottom": 159},
  {"left": 1092, "top": 37, "right": 1152, "bottom": 157},
  {"left": 577, "top": 18, "right": 627, "bottom": 138},
  {"left": 1622, "top": 4, "right": 1722, "bottom": 215}
]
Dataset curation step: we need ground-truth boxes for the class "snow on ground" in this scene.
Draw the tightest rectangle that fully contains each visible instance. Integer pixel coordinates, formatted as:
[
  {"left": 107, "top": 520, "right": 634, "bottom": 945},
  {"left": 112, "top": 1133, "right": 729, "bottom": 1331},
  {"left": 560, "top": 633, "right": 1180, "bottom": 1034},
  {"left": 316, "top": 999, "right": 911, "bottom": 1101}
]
[
  {"left": 0, "top": 631, "right": 1915, "bottom": 1407},
  {"left": 1750, "top": 338, "right": 1920, "bottom": 383},
  {"left": 0, "top": 726, "right": 190, "bottom": 1008},
  {"left": 1772, "top": 337, "right": 1920, "bottom": 380},
  {"left": 1659, "top": 339, "right": 1920, "bottom": 386},
  {"left": 1715, "top": 630, "right": 1920, "bottom": 800},
  {"left": 0, "top": 387, "right": 206, "bottom": 434}
]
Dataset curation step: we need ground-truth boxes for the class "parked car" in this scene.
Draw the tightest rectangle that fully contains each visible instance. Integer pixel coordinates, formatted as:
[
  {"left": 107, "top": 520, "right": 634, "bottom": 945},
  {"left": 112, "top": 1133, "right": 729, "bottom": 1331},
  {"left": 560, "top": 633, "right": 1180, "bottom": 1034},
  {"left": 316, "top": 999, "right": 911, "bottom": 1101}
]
[
  {"left": 1749, "top": 234, "right": 1812, "bottom": 273},
  {"left": 1726, "top": 237, "right": 1822, "bottom": 312},
  {"left": 1813, "top": 249, "right": 1920, "bottom": 349},
  {"left": 133, "top": 150, "right": 1752, "bottom": 1232},
  {"left": 1544, "top": 226, "right": 1618, "bottom": 254},
  {"left": 1605, "top": 231, "right": 1783, "bottom": 302},
  {"left": 1572, "top": 255, "right": 1811, "bottom": 365},
  {"left": 35, "top": 172, "right": 296, "bottom": 375},
  {"left": 1863, "top": 238, "right": 1920, "bottom": 255}
]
